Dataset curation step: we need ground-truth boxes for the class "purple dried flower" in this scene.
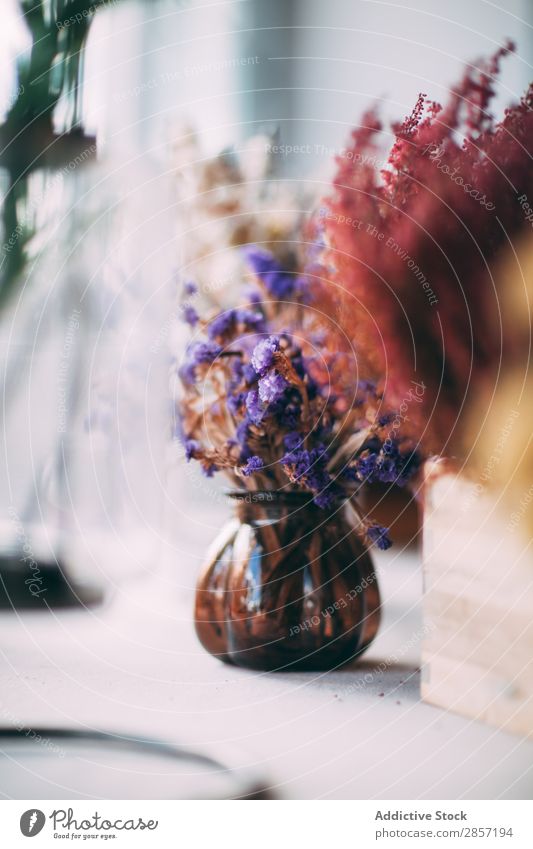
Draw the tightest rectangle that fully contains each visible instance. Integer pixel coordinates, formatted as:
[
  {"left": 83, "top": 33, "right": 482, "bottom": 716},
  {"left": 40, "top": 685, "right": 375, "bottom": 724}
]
[
  {"left": 244, "top": 248, "right": 298, "bottom": 299},
  {"left": 208, "top": 310, "right": 235, "bottom": 340},
  {"left": 184, "top": 439, "right": 200, "bottom": 462},
  {"left": 245, "top": 288, "right": 262, "bottom": 306},
  {"left": 313, "top": 489, "right": 336, "bottom": 509},
  {"left": 184, "top": 280, "right": 198, "bottom": 296},
  {"left": 354, "top": 441, "right": 420, "bottom": 487},
  {"left": 284, "top": 431, "right": 303, "bottom": 451},
  {"left": 243, "top": 363, "right": 258, "bottom": 384},
  {"left": 251, "top": 335, "right": 280, "bottom": 375},
  {"left": 245, "top": 389, "right": 264, "bottom": 425},
  {"left": 273, "top": 397, "right": 300, "bottom": 430},
  {"left": 202, "top": 463, "right": 218, "bottom": 478},
  {"left": 235, "top": 419, "right": 250, "bottom": 449},
  {"left": 179, "top": 361, "right": 196, "bottom": 386},
  {"left": 191, "top": 341, "right": 222, "bottom": 365},
  {"left": 229, "top": 357, "right": 244, "bottom": 388},
  {"left": 367, "top": 525, "right": 392, "bottom": 551},
  {"left": 179, "top": 341, "right": 222, "bottom": 385},
  {"left": 208, "top": 308, "right": 265, "bottom": 341},
  {"left": 227, "top": 391, "right": 245, "bottom": 417},
  {"left": 236, "top": 308, "right": 265, "bottom": 332},
  {"left": 281, "top": 444, "right": 336, "bottom": 508},
  {"left": 356, "top": 451, "right": 379, "bottom": 481},
  {"left": 258, "top": 372, "right": 288, "bottom": 404},
  {"left": 377, "top": 455, "right": 402, "bottom": 484},
  {"left": 267, "top": 272, "right": 298, "bottom": 299},
  {"left": 244, "top": 247, "right": 281, "bottom": 278},
  {"left": 358, "top": 379, "right": 377, "bottom": 394},
  {"left": 181, "top": 303, "right": 199, "bottom": 326},
  {"left": 241, "top": 455, "right": 263, "bottom": 476}
]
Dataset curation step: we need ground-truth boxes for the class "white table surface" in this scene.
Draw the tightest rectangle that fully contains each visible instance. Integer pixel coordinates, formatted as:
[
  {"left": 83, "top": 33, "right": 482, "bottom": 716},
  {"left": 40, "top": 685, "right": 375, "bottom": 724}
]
[{"left": 1, "top": 503, "right": 532, "bottom": 801}]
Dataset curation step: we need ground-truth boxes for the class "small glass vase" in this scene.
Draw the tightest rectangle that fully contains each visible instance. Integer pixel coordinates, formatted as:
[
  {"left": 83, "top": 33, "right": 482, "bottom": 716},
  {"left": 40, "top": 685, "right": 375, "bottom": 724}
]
[{"left": 194, "top": 491, "right": 381, "bottom": 671}]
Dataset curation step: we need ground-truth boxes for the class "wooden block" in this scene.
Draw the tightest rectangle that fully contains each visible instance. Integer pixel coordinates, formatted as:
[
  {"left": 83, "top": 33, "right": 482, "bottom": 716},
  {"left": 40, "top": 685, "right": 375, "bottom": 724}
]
[{"left": 421, "top": 462, "right": 533, "bottom": 738}]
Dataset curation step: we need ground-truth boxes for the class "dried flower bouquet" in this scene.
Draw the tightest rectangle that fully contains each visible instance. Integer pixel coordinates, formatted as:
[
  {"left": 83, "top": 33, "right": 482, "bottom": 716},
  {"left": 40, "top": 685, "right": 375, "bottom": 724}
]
[{"left": 177, "top": 248, "right": 420, "bottom": 551}]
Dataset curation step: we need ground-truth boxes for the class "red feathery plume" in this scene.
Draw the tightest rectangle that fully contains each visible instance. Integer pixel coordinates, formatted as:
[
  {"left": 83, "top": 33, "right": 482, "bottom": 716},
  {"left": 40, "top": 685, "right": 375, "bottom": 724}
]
[{"left": 320, "top": 42, "right": 533, "bottom": 455}]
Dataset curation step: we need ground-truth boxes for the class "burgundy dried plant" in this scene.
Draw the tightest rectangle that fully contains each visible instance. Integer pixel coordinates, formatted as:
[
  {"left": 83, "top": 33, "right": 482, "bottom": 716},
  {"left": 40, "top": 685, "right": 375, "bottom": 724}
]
[{"left": 319, "top": 42, "right": 533, "bottom": 456}]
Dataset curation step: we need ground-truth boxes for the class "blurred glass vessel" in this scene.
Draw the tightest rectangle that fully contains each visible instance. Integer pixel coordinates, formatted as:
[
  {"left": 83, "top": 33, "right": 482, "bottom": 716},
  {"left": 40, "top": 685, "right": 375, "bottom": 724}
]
[
  {"left": 0, "top": 1, "right": 175, "bottom": 607},
  {"left": 0, "top": 154, "right": 173, "bottom": 606},
  {"left": 195, "top": 492, "right": 381, "bottom": 671}
]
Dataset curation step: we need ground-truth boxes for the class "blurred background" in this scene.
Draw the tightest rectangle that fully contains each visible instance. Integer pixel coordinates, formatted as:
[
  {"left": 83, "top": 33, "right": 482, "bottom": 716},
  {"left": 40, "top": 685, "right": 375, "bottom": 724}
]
[
  {"left": 3, "top": 0, "right": 530, "bottom": 159},
  {"left": 85, "top": 0, "right": 533, "bottom": 163}
]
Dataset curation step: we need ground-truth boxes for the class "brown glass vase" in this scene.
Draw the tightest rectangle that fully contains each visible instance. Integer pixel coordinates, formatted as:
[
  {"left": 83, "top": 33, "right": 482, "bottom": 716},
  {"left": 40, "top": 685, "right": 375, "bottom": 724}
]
[{"left": 194, "top": 491, "right": 381, "bottom": 671}]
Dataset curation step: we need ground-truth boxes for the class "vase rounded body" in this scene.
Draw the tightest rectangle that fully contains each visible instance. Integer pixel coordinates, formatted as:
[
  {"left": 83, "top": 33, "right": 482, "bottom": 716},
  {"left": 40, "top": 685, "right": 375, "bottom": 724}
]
[{"left": 194, "top": 492, "right": 381, "bottom": 671}]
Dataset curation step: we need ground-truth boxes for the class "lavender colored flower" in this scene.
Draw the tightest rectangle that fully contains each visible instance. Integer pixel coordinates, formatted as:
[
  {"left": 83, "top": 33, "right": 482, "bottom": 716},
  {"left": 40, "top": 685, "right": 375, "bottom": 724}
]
[
  {"left": 227, "top": 391, "right": 245, "bottom": 417},
  {"left": 190, "top": 341, "right": 222, "bottom": 365},
  {"left": 243, "top": 363, "right": 258, "bottom": 384},
  {"left": 258, "top": 372, "right": 288, "bottom": 404},
  {"left": 179, "top": 341, "right": 222, "bottom": 385},
  {"left": 267, "top": 272, "right": 298, "bottom": 299},
  {"left": 313, "top": 489, "right": 336, "bottom": 509},
  {"left": 367, "top": 525, "right": 392, "bottom": 551},
  {"left": 202, "top": 463, "right": 218, "bottom": 478},
  {"left": 184, "top": 280, "right": 198, "bottom": 296},
  {"left": 208, "top": 310, "right": 235, "bottom": 340},
  {"left": 241, "top": 455, "right": 263, "bottom": 476},
  {"left": 354, "top": 451, "right": 378, "bottom": 481},
  {"left": 284, "top": 431, "right": 303, "bottom": 451},
  {"left": 236, "top": 308, "right": 265, "bottom": 332},
  {"left": 236, "top": 420, "right": 250, "bottom": 447},
  {"left": 376, "top": 455, "right": 401, "bottom": 484},
  {"left": 245, "top": 389, "right": 264, "bottom": 425},
  {"left": 354, "top": 441, "right": 420, "bottom": 487},
  {"left": 272, "top": 397, "right": 300, "bottom": 430},
  {"left": 229, "top": 357, "right": 244, "bottom": 389},
  {"left": 358, "top": 379, "right": 377, "bottom": 394},
  {"left": 184, "top": 439, "right": 200, "bottom": 462},
  {"left": 281, "top": 444, "right": 334, "bottom": 507},
  {"left": 208, "top": 308, "right": 265, "bottom": 341},
  {"left": 179, "top": 360, "right": 196, "bottom": 386},
  {"left": 244, "top": 247, "right": 297, "bottom": 298},
  {"left": 245, "top": 287, "right": 262, "bottom": 307},
  {"left": 251, "top": 335, "right": 280, "bottom": 375},
  {"left": 181, "top": 303, "right": 199, "bottom": 326},
  {"left": 244, "top": 247, "right": 282, "bottom": 279},
  {"left": 307, "top": 468, "right": 332, "bottom": 494}
]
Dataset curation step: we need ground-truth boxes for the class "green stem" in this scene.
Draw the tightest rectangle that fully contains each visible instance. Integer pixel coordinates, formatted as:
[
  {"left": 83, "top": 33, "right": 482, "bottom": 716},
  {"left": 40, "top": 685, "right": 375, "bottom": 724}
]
[{"left": 0, "top": 1, "right": 107, "bottom": 305}]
